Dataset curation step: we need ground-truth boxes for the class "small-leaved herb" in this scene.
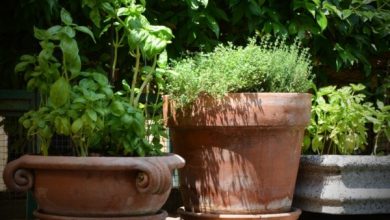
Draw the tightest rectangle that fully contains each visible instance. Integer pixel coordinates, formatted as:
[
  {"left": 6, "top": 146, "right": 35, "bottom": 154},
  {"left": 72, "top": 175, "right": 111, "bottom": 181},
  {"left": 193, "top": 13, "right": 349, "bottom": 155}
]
[{"left": 165, "top": 36, "right": 313, "bottom": 108}]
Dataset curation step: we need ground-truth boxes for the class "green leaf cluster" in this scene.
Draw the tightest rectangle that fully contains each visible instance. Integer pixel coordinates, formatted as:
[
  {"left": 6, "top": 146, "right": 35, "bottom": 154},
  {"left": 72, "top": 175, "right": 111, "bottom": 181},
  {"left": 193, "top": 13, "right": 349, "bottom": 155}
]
[
  {"left": 166, "top": 37, "right": 313, "bottom": 108},
  {"left": 303, "top": 84, "right": 390, "bottom": 155},
  {"left": 16, "top": 4, "right": 171, "bottom": 157},
  {"left": 372, "top": 100, "right": 390, "bottom": 154},
  {"left": 14, "top": 8, "right": 95, "bottom": 104}
]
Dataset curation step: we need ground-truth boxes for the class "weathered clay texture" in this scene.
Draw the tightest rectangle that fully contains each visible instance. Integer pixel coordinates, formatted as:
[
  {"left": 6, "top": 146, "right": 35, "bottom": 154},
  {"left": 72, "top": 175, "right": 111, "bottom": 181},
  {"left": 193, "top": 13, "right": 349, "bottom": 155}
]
[
  {"left": 164, "top": 93, "right": 311, "bottom": 214},
  {"left": 177, "top": 207, "right": 301, "bottom": 220},
  {"left": 293, "top": 155, "right": 390, "bottom": 214},
  {"left": 3, "top": 154, "right": 185, "bottom": 218}
]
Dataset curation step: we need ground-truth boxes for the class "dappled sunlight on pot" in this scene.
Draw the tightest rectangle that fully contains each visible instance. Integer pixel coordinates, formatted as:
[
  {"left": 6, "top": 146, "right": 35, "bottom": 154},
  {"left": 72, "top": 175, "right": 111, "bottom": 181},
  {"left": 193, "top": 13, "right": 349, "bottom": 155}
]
[{"left": 165, "top": 93, "right": 311, "bottom": 215}]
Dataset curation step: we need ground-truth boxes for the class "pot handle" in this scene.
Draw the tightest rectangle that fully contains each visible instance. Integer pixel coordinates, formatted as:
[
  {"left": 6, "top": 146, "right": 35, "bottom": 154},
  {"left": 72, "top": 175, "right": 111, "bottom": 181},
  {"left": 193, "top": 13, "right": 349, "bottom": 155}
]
[
  {"left": 134, "top": 159, "right": 173, "bottom": 195},
  {"left": 3, "top": 156, "right": 34, "bottom": 192}
]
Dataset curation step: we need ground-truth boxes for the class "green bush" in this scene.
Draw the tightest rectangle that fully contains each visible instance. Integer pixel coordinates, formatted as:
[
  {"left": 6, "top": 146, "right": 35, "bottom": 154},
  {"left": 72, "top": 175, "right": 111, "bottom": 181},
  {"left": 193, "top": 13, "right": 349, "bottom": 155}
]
[
  {"left": 147, "top": 0, "right": 389, "bottom": 75},
  {"left": 303, "top": 84, "right": 390, "bottom": 155},
  {"left": 166, "top": 37, "right": 313, "bottom": 107}
]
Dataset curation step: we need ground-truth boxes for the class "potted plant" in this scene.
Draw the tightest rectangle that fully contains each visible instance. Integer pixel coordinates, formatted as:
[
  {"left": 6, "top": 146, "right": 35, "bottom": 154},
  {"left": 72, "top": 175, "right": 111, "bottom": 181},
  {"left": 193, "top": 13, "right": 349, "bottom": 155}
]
[
  {"left": 163, "top": 37, "right": 313, "bottom": 220},
  {"left": 293, "top": 84, "right": 390, "bottom": 214},
  {"left": 3, "top": 2, "right": 184, "bottom": 219}
]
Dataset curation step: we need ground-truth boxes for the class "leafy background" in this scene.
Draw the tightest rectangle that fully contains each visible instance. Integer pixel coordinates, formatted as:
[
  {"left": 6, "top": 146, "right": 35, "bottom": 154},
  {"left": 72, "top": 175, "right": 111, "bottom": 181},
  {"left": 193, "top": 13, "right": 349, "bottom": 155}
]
[{"left": 1, "top": 0, "right": 389, "bottom": 90}]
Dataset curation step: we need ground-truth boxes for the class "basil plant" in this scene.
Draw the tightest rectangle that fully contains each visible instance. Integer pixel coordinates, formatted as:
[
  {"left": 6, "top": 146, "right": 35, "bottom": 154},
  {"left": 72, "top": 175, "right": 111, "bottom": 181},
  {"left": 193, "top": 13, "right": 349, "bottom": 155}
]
[{"left": 17, "top": 1, "right": 172, "bottom": 157}]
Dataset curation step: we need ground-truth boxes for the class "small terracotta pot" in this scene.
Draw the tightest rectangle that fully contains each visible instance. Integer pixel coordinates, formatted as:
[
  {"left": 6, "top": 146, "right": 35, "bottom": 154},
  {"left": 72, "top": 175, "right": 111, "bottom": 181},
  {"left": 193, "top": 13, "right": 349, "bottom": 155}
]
[
  {"left": 3, "top": 154, "right": 185, "bottom": 218},
  {"left": 164, "top": 93, "right": 311, "bottom": 215}
]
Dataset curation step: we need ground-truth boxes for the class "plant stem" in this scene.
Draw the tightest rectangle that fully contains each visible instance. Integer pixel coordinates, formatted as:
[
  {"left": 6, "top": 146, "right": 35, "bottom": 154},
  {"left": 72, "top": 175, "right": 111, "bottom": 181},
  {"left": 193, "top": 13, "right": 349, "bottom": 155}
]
[
  {"left": 42, "top": 147, "right": 48, "bottom": 156},
  {"left": 130, "top": 47, "right": 140, "bottom": 106},
  {"left": 39, "top": 135, "right": 51, "bottom": 156},
  {"left": 111, "top": 28, "right": 120, "bottom": 84},
  {"left": 151, "top": 87, "right": 160, "bottom": 120},
  {"left": 373, "top": 133, "right": 379, "bottom": 155},
  {"left": 74, "top": 142, "right": 80, "bottom": 156},
  {"left": 145, "top": 84, "right": 150, "bottom": 117},
  {"left": 134, "top": 75, "right": 153, "bottom": 107},
  {"left": 134, "top": 56, "right": 157, "bottom": 107},
  {"left": 80, "top": 143, "right": 86, "bottom": 157}
]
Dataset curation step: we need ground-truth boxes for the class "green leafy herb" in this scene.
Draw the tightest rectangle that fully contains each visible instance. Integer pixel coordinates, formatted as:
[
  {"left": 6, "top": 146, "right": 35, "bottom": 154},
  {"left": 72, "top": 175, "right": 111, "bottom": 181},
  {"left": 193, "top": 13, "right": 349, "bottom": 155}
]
[
  {"left": 166, "top": 36, "right": 313, "bottom": 108},
  {"left": 303, "top": 84, "right": 390, "bottom": 155},
  {"left": 17, "top": 2, "right": 172, "bottom": 157}
]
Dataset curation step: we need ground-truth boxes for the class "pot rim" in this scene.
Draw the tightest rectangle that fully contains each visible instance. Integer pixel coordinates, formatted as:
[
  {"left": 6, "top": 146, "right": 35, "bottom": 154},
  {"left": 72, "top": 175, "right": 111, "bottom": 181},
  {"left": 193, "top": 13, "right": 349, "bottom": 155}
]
[
  {"left": 164, "top": 92, "right": 312, "bottom": 127},
  {"left": 300, "top": 154, "right": 390, "bottom": 168},
  {"left": 7, "top": 153, "right": 185, "bottom": 171}
]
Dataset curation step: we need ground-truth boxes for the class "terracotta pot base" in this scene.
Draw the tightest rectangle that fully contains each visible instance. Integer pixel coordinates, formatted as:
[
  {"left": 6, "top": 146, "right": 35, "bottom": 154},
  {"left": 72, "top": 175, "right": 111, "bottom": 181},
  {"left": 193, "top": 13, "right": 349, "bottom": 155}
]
[
  {"left": 34, "top": 210, "right": 168, "bottom": 220},
  {"left": 177, "top": 207, "right": 301, "bottom": 220}
]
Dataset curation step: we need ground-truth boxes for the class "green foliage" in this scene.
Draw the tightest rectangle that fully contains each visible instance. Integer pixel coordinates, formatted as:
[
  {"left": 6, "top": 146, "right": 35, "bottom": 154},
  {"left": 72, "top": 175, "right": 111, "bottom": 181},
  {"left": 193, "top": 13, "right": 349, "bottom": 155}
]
[
  {"left": 2, "top": 1, "right": 389, "bottom": 91},
  {"left": 16, "top": 3, "right": 171, "bottom": 157},
  {"left": 372, "top": 100, "right": 390, "bottom": 154},
  {"left": 14, "top": 8, "right": 94, "bottom": 102},
  {"left": 146, "top": 0, "right": 389, "bottom": 75},
  {"left": 166, "top": 37, "right": 313, "bottom": 108},
  {"left": 303, "top": 84, "right": 390, "bottom": 155}
]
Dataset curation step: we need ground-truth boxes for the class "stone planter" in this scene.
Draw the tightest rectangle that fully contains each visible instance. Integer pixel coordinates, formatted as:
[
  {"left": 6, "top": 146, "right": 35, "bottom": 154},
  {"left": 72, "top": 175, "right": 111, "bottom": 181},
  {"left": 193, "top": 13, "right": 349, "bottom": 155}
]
[
  {"left": 164, "top": 93, "right": 311, "bottom": 218},
  {"left": 293, "top": 155, "right": 390, "bottom": 214},
  {"left": 3, "top": 154, "right": 185, "bottom": 219}
]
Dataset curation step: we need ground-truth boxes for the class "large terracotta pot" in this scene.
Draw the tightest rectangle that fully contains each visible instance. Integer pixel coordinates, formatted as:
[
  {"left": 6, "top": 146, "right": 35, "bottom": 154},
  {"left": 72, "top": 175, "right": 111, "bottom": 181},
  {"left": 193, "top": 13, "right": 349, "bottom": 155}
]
[
  {"left": 293, "top": 155, "right": 390, "bottom": 214},
  {"left": 3, "top": 154, "right": 185, "bottom": 219},
  {"left": 164, "top": 93, "right": 311, "bottom": 215}
]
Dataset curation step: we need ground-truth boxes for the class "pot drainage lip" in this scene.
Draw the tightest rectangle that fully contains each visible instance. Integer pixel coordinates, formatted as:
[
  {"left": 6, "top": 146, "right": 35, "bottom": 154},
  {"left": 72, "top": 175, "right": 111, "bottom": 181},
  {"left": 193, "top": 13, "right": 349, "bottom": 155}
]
[
  {"left": 34, "top": 210, "right": 168, "bottom": 220},
  {"left": 177, "top": 207, "right": 301, "bottom": 219}
]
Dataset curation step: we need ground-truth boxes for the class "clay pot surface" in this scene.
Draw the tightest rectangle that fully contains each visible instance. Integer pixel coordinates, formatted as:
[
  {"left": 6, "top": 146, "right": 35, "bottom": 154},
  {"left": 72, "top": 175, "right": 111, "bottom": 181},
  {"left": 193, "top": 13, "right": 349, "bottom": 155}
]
[
  {"left": 3, "top": 154, "right": 185, "bottom": 217},
  {"left": 164, "top": 93, "right": 311, "bottom": 214}
]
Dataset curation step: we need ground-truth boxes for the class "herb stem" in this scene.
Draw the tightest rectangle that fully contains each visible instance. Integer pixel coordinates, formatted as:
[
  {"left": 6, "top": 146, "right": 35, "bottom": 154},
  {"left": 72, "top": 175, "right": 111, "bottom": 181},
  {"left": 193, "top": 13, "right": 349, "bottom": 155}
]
[
  {"left": 130, "top": 47, "right": 141, "bottom": 106},
  {"left": 111, "top": 28, "right": 120, "bottom": 84},
  {"left": 134, "top": 56, "right": 157, "bottom": 107}
]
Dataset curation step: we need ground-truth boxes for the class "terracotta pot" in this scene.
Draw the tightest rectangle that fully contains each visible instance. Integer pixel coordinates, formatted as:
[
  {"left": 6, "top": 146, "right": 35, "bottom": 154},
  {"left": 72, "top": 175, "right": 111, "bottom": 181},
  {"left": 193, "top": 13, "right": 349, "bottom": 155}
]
[
  {"left": 164, "top": 93, "right": 311, "bottom": 215},
  {"left": 293, "top": 155, "right": 390, "bottom": 214},
  {"left": 3, "top": 154, "right": 185, "bottom": 218}
]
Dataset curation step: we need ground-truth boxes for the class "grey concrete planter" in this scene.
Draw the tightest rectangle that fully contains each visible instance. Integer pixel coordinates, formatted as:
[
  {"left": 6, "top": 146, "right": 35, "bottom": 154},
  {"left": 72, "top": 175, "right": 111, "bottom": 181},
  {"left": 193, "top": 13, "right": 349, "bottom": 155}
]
[{"left": 293, "top": 155, "right": 390, "bottom": 214}]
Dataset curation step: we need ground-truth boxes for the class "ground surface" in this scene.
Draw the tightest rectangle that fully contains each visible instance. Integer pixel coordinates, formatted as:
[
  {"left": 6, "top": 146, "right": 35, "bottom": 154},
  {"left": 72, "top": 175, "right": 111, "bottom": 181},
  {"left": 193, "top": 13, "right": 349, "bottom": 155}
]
[{"left": 1, "top": 192, "right": 389, "bottom": 220}]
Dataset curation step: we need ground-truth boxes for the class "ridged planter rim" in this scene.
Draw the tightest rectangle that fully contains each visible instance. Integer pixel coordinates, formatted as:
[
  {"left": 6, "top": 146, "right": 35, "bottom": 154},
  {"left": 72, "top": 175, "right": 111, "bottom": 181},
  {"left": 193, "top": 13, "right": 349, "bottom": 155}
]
[
  {"left": 164, "top": 92, "right": 312, "bottom": 128},
  {"left": 294, "top": 154, "right": 390, "bottom": 214},
  {"left": 299, "top": 154, "right": 390, "bottom": 169},
  {"left": 3, "top": 153, "right": 185, "bottom": 192},
  {"left": 3, "top": 153, "right": 185, "bottom": 171}
]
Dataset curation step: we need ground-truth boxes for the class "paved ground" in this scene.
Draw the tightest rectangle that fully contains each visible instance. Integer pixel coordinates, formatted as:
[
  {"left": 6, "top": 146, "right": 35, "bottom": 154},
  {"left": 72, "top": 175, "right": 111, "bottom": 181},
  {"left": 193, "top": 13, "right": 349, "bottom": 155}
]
[{"left": 1, "top": 198, "right": 389, "bottom": 220}]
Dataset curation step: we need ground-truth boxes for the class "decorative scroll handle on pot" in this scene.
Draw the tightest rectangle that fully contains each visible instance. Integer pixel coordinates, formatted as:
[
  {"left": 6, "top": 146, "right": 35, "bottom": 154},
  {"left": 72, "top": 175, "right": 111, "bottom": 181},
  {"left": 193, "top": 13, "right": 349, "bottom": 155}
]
[
  {"left": 3, "top": 157, "right": 34, "bottom": 192},
  {"left": 134, "top": 154, "right": 184, "bottom": 194}
]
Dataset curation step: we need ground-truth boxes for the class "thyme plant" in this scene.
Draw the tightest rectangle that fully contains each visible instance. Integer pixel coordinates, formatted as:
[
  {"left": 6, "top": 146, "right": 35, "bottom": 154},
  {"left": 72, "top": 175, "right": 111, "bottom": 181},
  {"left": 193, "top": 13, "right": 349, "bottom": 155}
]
[{"left": 166, "top": 37, "right": 313, "bottom": 108}]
